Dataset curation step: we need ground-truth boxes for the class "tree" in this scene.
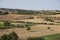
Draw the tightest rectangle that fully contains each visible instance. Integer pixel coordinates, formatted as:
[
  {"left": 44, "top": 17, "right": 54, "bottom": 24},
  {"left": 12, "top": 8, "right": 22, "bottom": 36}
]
[
  {"left": 0, "top": 34, "right": 7, "bottom": 40},
  {"left": 45, "top": 18, "right": 54, "bottom": 22},
  {"left": 3, "top": 21, "right": 11, "bottom": 27},
  {"left": 0, "top": 31, "right": 19, "bottom": 40},
  {"left": 9, "top": 31, "right": 19, "bottom": 40}
]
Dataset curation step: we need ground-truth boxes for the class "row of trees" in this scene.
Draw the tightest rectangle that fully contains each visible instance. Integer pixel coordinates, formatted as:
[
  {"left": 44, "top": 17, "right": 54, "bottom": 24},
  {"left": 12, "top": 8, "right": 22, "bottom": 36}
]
[
  {"left": 0, "top": 8, "right": 60, "bottom": 15},
  {"left": 0, "top": 21, "right": 32, "bottom": 31}
]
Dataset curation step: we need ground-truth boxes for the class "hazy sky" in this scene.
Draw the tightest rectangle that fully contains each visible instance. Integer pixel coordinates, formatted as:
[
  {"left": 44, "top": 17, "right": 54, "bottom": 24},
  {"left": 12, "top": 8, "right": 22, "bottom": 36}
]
[{"left": 0, "top": 0, "right": 60, "bottom": 10}]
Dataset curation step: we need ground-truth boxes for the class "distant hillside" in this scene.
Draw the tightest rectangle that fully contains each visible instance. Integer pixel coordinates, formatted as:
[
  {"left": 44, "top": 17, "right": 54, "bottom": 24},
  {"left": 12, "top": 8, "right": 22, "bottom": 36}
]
[{"left": 0, "top": 8, "right": 60, "bottom": 15}]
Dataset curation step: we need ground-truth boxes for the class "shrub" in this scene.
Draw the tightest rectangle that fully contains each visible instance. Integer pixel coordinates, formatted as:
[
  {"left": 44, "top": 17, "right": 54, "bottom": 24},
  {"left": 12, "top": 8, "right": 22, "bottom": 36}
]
[
  {"left": 0, "top": 34, "right": 7, "bottom": 40},
  {"left": 15, "top": 21, "right": 25, "bottom": 23},
  {"left": 0, "top": 31, "right": 19, "bottom": 40},
  {"left": 17, "top": 25, "right": 24, "bottom": 28},
  {"left": 9, "top": 31, "right": 19, "bottom": 40},
  {"left": 45, "top": 18, "right": 54, "bottom": 22},
  {"left": 26, "top": 27, "right": 31, "bottom": 31},
  {"left": 3, "top": 21, "right": 11, "bottom": 27},
  {"left": 47, "top": 27, "right": 50, "bottom": 29},
  {"left": 0, "top": 23, "right": 2, "bottom": 26},
  {"left": 0, "top": 27, "right": 9, "bottom": 30},
  {"left": 28, "top": 17, "right": 34, "bottom": 19}
]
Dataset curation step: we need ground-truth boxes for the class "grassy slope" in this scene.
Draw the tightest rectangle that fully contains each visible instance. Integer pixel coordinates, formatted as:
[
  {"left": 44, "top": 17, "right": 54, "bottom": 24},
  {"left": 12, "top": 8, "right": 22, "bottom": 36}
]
[{"left": 44, "top": 33, "right": 60, "bottom": 40}]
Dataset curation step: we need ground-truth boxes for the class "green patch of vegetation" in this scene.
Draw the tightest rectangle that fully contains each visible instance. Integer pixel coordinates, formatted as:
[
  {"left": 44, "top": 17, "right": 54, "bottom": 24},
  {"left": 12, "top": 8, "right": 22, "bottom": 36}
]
[
  {"left": 14, "top": 21, "right": 25, "bottom": 23},
  {"left": 44, "top": 33, "right": 60, "bottom": 40},
  {"left": 3, "top": 21, "right": 11, "bottom": 27},
  {"left": 0, "top": 21, "right": 39, "bottom": 30},
  {"left": 16, "top": 25, "right": 25, "bottom": 28},
  {"left": 27, "top": 33, "right": 60, "bottom": 40},
  {"left": 0, "top": 21, "right": 11, "bottom": 30},
  {"left": 25, "top": 22, "right": 36, "bottom": 26},
  {"left": 0, "top": 31, "right": 19, "bottom": 40},
  {"left": 45, "top": 18, "right": 54, "bottom": 22},
  {"left": 0, "top": 23, "right": 2, "bottom": 26},
  {"left": 28, "top": 17, "right": 34, "bottom": 19},
  {"left": 11, "top": 21, "right": 38, "bottom": 28},
  {"left": 27, "top": 37, "right": 44, "bottom": 40}
]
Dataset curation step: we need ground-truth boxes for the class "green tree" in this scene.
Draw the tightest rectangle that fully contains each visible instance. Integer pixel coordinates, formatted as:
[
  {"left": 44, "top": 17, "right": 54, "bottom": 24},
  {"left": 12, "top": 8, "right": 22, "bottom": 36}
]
[
  {"left": 0, "top": 31, "right": 19, "bottom": 40},
  {"left": 3, "top": 21, "right": 11, "bottom": 27},
  {"left": 0, "top": 34, "right": 7, "bottom": 40},
  {"left": 9, "top": 31, "right": 19, "bottom": 40}
]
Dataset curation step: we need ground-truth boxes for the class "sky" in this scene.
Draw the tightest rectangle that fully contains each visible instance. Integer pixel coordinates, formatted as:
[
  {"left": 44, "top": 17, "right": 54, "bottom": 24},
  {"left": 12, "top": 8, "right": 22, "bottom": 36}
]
[{"left": 0, "top": 0, "right": 60, "bottom": 10}]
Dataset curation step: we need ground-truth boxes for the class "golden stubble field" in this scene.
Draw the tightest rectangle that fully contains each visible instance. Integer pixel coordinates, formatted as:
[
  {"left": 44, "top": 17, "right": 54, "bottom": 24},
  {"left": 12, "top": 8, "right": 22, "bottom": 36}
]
[
  {"left": 0, "top": 24, "right": 60, "bottom": 40},
  {"left": 0, "top": 14, "right": 60, "bottom": 40}
]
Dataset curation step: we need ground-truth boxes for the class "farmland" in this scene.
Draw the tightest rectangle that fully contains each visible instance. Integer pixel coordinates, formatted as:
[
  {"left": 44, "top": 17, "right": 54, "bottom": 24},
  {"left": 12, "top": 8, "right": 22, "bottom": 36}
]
[{"left": 0, "top": 8, "right": 60, "bottom": 40}]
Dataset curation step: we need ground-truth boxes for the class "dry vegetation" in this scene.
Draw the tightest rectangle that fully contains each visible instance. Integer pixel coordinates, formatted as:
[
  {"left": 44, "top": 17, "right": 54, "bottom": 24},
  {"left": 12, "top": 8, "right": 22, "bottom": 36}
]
[{"left": 0, "top": 8, "right": 60, "bottom": 40}]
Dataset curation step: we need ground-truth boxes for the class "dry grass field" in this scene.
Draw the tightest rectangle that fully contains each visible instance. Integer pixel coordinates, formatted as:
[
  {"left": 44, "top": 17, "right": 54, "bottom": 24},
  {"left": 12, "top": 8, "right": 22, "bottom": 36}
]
[
  {"left": 0, "top": 14, "right": 60, "bottom": 40},
  {"left": 0, "top": 14, "right": 33, "bottom": 21},
  {"left": 0, "top": 24, "right": 60, "bottom": 40}
]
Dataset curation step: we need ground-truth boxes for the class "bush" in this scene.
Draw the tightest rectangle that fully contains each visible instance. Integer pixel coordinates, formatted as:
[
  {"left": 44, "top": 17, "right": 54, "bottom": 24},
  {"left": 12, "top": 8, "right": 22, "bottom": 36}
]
[
  {"left": 15, "top": 21, "right": 25, "bottom": 23},
  {"left": 17, "top": 25, "right": 24, "bottom": 28},
  {"left": 28, "top": 17, "right": 34, "bottom": 19},
  {"left": 3, "top": 21, "right": 11, "bottom": 27},
  {"left": 0, "top": 26, "right": 11, "bottom": 30},
  {"left": 9, "top": 31, "right": 19, "bottom": 40},
  {"left": 0, "top": 34, "right": 7, "bottom": 40},
  {"left": 45, "top": 18, "right": 54, "bottom": 22},
  {"left": 26, "top": 27, "right": 31, "bottom": 31},
  {"left": 0, "top": 31, "right": 19, "bottom": 40},
  {"left": 47, "top": 27, "right": 50, "bottom": 29},
  {"left": 0, "top": 23, "right": 2, "bottom": 26}
]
